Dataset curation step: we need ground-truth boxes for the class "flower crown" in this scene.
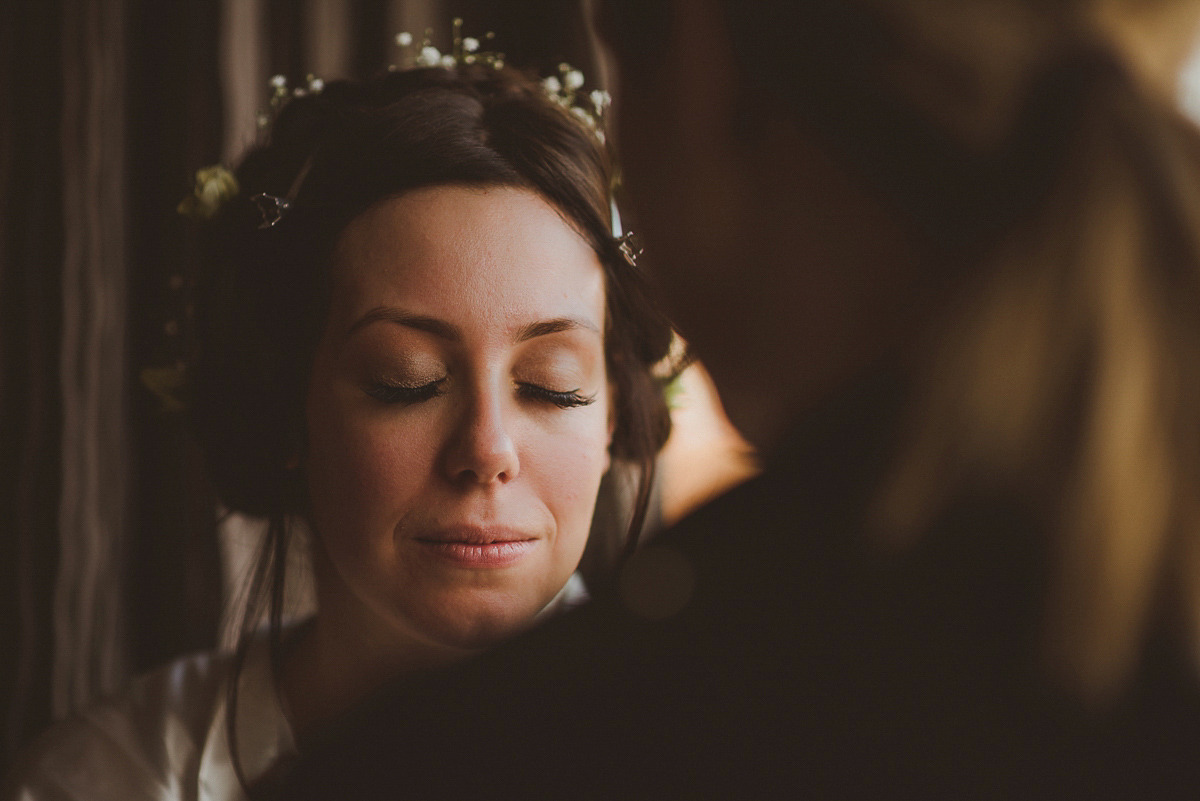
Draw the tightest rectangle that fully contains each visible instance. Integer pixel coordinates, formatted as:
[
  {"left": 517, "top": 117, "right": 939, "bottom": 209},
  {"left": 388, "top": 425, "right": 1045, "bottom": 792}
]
[
  {"left": 394, "top": 17, "right": 503, "bottom": 70},
  {"left": 542, "top": 63, "right": 611, "bottom": 144},
  {"left": 178, "top": 19, "right": 621, "bottom": 240},
  {"left": 391, "top": 19, "right": 611, "bottom": 141}
]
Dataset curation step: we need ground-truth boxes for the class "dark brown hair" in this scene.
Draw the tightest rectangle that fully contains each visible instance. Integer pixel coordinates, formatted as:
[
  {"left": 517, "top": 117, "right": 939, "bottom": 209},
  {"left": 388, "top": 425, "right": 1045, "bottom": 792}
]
[{"left": 190, "top": 64, "right": 674, "bottom": 788}]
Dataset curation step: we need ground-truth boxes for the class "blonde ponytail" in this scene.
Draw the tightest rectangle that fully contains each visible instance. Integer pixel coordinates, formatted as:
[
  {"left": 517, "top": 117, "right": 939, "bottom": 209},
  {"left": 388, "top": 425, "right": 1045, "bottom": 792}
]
[{"left": 873, "top": 58, "right": 1200, "bottom": 700}]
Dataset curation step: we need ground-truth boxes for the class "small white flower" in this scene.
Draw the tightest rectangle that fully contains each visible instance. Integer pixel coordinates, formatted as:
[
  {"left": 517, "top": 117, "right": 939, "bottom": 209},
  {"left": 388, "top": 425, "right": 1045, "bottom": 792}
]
[
  {"left": 571, "top": 106, "right": 593, "bottom": 124},
  {"left": 590, "top": 89, "right": 611, "bottom": 111},
  {"left": 417, "top": 45, "right": 441, "bottom": 66},
  {"left": 542, "top": 76, "right": 562, "bottom": 94},
  {"left": 565, "top": 70, "right": 584, "bottom": 90},
  {"left": 269, "top": 74, "right": 287, "bottom": 88},
  {"left": 463, "top": 37, "right": 479, "bottom": 53},
  {"left": 396, "top": 32, "right": 413, "bottom": 47},
  {"left": 558, "top": 62, "right": 570, "bottom": 73},
  {"left": 292, "top": 87, "right": 307, "bottom": 97},
  {"left": 309, "top": 77, "right": 324, "bottom": 93},
  {"left": 440, "top": 54, "right": 456, "bottom": 68},
  {"left": 493, "top": 60, "right": 504, "bottom": 69}
]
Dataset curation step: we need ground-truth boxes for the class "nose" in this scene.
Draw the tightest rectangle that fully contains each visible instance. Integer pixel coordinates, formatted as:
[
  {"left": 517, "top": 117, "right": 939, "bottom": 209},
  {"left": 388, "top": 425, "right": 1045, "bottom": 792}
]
[{"left": 442, "top": 389, "right": 520, "bottom": 485}]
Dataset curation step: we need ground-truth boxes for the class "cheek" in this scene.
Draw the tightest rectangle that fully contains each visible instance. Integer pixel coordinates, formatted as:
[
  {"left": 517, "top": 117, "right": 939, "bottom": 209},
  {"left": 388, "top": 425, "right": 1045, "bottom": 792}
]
[
  {"left": 305, "top": 386, "right": 438, "bottom": 555},
  {"left": 523, "top": 405, "right": 613, "bottom": 543}
]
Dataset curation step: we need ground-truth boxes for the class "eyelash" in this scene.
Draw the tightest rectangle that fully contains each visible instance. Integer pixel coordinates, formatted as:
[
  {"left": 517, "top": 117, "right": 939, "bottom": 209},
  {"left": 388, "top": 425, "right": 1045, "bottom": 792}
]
[
  {"left": 517, "top": 383, "right": 597, "bottom": 409},
  {"left": 365, "top": 380, "right": 595, "bottom": 409},
  {"left": 365, "top": 379, "right": 448, "bottom": 404}
]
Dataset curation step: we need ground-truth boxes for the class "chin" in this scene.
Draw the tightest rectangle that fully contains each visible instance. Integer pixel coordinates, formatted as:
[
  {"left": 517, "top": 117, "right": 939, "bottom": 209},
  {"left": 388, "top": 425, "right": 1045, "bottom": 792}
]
[{"left": 409, "top": 589, "right": 545, "bottom": 651}]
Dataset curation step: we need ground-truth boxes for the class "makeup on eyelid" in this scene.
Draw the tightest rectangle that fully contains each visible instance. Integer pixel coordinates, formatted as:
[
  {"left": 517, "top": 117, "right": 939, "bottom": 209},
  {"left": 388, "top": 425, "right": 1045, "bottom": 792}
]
[
  {"left": 355, "top": 339, "right": 598, "bottom": 392},
  {"left": 351, "top": 345, "right": 445, "bottom": 385},
  {"left": 515, "top": 342, "right": 597, "bottom": 384},
  {"left": 357, "top": 362, "right": 596, "bottom": 407}
]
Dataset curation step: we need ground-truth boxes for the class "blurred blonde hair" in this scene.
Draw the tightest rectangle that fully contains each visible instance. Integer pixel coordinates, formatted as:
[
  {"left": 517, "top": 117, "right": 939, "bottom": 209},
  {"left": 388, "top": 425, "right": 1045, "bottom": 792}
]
[{"left": 873, "top": 47, "right": 1200, "bottom": 700}]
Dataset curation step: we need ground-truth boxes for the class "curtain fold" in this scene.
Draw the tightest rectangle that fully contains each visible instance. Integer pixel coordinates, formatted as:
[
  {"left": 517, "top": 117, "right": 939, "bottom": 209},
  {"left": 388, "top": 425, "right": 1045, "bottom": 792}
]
[{"left": 52, "top": 0, "right": 129, "bottom": 721}]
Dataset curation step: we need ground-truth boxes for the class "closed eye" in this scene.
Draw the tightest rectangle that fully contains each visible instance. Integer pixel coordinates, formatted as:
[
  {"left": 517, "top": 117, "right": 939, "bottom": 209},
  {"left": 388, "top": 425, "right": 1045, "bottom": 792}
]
[
  {"left": 517, "top": 383, "right": 596, "bottom": 409},
  {"left": 365, "top": 379, "right": 447, "bottom": 404}
]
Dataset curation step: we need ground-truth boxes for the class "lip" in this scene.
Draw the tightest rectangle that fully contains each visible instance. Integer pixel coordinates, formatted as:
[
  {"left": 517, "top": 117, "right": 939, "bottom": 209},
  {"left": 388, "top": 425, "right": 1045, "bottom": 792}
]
[{"left": 413, "top": 526, "right": 538, "bottom": 568}]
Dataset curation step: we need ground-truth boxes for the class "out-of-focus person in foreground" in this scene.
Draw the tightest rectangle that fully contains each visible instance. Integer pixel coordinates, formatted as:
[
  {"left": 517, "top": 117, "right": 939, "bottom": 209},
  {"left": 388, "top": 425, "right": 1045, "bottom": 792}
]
[{"left": 276, "top": 0, "right": 1200, "bottom": 797}]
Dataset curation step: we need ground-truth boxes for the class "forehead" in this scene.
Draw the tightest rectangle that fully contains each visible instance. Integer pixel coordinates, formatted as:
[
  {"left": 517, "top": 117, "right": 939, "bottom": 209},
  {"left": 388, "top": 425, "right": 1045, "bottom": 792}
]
[{"left": 330, "top": 185, "right": 606, "bottom": 335}]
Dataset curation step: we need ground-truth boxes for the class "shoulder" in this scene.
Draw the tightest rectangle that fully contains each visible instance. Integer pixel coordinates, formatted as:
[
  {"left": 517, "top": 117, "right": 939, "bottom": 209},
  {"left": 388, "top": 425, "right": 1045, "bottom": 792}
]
[{"left": 5, "top": 650, "right": 236, "bottom": 801}]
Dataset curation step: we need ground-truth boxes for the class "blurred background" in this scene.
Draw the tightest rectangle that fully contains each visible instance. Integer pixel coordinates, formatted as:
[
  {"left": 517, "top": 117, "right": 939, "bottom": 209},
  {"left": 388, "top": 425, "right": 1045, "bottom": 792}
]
[
  {"left": 0, "top": 0, "right": 761, "bottom": 774},
  {"left": 5, "top": 0, "right": 1200, "bottom": 778}
]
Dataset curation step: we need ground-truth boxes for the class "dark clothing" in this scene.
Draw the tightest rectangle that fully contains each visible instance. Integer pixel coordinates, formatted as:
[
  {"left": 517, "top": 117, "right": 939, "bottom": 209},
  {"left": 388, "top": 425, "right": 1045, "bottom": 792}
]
[{"left": 280, "top": 371, "right": 1200, "bottom": 799}]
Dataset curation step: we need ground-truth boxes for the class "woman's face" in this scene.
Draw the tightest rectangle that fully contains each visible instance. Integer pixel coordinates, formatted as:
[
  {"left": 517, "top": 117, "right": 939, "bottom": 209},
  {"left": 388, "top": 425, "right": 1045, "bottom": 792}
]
[{"left": 305, "top": 185, "right": 611, "bottom": 651}]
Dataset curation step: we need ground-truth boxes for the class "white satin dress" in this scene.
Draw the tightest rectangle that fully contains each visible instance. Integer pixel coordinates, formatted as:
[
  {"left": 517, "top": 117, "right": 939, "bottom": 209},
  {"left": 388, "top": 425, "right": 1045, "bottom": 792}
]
[
  {"left": 7, "top": 632, "right": 295, "bottom": 801},
  {"left": 6, "top": 574, "right": 589, "bottom": 801}
]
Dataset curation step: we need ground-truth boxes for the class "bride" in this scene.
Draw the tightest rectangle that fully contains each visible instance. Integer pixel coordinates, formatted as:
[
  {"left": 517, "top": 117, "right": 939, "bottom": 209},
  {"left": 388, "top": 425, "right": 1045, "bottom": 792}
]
[{"left": 8, "top": 52, "right": 674, "bottom": 801}]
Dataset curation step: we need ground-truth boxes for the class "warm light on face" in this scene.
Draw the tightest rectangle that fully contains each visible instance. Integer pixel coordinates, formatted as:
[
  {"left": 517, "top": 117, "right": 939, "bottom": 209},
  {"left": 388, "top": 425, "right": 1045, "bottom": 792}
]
[{"left": 305, "top": 185, "right": 612, "bottom": 650}]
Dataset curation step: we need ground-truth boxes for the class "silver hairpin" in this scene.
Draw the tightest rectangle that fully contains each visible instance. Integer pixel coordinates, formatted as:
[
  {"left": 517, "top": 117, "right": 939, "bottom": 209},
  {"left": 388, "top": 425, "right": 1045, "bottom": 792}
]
[
  {"left": 251, "top": 193, "right": 290, "bottom": 229},
  {"left": 617, "top": 231, "right": 643, "bottom": 267},
  {"left": 251, "top": 153, "right": 316, "bottom": 229}
]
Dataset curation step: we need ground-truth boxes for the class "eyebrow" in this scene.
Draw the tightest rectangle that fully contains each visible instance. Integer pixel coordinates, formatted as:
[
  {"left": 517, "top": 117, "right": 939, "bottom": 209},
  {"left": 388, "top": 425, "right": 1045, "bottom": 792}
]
[
  {"left": 347, "top": 307, "right": 600, "bottom": 342},
  {"left": 347, "top": 308, "right": 460, "bottom": 341},
  {"left": 514, "top": 317, "right": 600, "bottom": 342}
]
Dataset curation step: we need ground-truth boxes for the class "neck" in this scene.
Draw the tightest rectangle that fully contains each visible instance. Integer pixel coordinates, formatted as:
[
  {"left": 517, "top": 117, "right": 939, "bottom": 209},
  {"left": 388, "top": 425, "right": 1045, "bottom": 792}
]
[{"left": 279, "top": 549, "right": 474, "bottom": 738}]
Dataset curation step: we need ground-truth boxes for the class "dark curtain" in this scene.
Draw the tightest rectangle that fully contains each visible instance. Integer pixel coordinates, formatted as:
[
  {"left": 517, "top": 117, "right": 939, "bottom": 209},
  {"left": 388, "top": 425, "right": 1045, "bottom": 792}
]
[
  {"left": 1, "top": 0, "right": 65, "bottom": 767},
  {"left": 125, "top": 0, "right": 225, "bottom": 681}
]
